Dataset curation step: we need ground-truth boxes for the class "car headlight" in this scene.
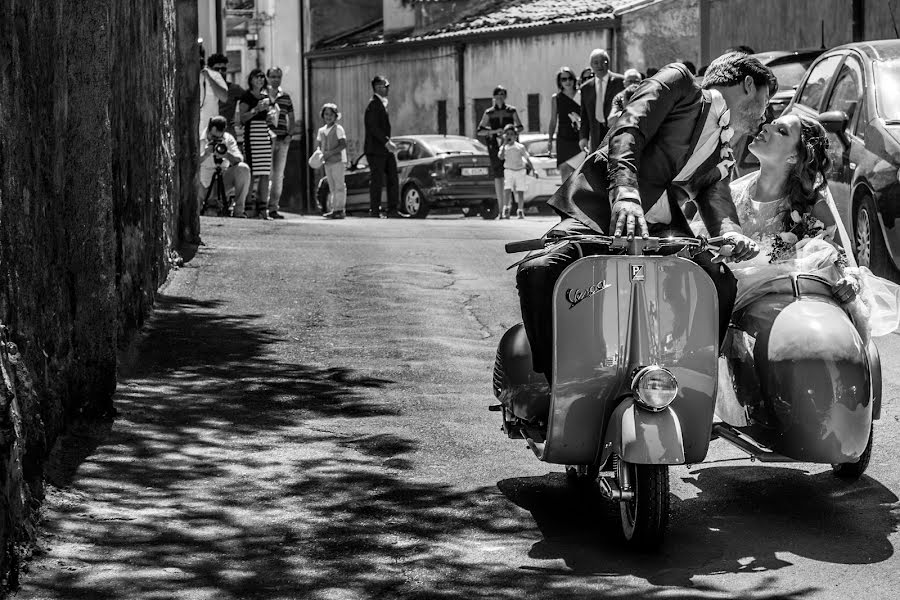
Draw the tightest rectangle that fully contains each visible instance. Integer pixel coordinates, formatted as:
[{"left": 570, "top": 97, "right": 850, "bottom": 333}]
[{"left": 631, "top": 366, "right": 678, "bottom": 411}]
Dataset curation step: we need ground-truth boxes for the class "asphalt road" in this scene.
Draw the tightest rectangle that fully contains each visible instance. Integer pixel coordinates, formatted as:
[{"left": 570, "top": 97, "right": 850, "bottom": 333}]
[{"left": 19, "top": 213, "right": 900, "bottom": 600}]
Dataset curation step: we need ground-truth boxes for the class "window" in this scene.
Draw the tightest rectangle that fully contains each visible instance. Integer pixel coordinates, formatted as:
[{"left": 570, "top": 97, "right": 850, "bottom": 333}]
[
  {"left": 875, "top": 60, "right": 900, "bottom": 121},
  {"left": 825, "top": 57, "right": 863, "bottom": 125},
  {"left": 437, "top": 100, "right": 447, "bottom": 135},
  {"left": 523, "top": 139, "right": 551, "bottom": 156},
  {"left": 796, "top": 54, "right": 842, "bottom": 111},
  {"left": 395, "top": 140, "right": 415, "bottom": 161},
  {"left": 427, "top": 137, "right": 486, "bottom": 154},
  {"left": 527, "top": 94, "right": 541, "bottom": 131}
]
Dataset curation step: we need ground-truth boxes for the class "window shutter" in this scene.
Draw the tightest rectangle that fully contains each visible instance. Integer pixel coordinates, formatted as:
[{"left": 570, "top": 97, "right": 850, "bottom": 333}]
[
  {"left": 527, "top": 94, "right": 540, "bottom": 132},
  {"left": 437, "top": 100, "right": 447, "bottom": 135}
]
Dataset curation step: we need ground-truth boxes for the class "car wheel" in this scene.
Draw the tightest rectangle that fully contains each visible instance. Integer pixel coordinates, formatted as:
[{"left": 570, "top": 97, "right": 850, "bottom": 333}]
[
  {"left": 480, "top": 199, "right": 499, "bottom": 220},
  {"left": 403, "top": 184, "right": 430, "bottom": 218},
  {"left": 855, "top": 193, "right": 889, "bottom": 276}
]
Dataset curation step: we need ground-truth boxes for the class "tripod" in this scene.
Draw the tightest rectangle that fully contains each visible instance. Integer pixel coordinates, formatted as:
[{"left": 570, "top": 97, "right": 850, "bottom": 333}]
[{"left": 201, "top": 163, "right": 231, "bottom": 216}]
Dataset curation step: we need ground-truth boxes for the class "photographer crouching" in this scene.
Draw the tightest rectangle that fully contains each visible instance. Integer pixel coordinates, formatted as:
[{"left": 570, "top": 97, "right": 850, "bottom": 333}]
[{"left": 199, "top": 116, "right": 251, "bottom": 217}]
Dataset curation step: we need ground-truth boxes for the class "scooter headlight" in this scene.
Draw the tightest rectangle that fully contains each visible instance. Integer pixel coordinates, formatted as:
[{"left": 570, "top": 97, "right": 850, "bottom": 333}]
[{"left": 632, "top": 366, "right": 678, "bottom": 411}]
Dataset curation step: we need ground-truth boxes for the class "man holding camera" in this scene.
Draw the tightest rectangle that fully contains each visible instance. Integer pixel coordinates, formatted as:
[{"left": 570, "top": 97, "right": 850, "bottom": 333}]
[{"left": 199, "top": 116, "right": 251, "bottom": 217}]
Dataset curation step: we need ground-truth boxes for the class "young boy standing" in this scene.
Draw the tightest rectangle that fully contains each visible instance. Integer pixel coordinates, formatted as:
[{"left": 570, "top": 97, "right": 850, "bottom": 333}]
[
  {"left": 497, "top": 124, "right": 535, "bottom": 219},
  {"left": 316, "top": 103, "right": 348, "bottom": 218}
]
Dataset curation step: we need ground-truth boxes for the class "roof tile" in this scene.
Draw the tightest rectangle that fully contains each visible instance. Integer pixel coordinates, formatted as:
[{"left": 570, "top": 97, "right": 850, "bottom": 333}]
[{"left": 316, "top": 0, "right": 631, "bottom": 51}]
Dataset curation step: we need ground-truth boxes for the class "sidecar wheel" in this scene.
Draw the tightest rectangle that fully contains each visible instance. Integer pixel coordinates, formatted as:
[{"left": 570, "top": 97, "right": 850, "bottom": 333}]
[
  {"left": 832, "top": 424, "right": 873, "bottom": 479},
  {"left": 618, "top": 460, "right": 670, "bottom": 549}
]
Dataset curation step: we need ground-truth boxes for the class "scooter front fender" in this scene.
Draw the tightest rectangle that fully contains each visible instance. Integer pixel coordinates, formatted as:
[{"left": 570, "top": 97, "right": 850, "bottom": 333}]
[{"left": 601, "top": 398, "right": 685, "bottom": 465}]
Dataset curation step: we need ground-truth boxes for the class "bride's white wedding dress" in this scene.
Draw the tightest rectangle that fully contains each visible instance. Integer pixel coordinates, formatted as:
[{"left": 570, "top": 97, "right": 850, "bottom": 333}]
[{"left": 726, "top": 172, "right": 900, "bottom": 337}]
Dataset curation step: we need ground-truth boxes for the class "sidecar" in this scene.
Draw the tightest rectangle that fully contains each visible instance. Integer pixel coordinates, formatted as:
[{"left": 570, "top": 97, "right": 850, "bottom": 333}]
[{"left": 714, "top": 273, "right": 881, "bottom": 478}]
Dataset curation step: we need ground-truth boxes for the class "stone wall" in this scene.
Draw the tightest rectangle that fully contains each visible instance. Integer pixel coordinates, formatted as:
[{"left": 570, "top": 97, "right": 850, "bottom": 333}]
[
  {"left": 0, "top": 0, "right": 190, "bottom": 586},
  {"left": 618, "top": 0, "right": 700, "bottom": 73}
]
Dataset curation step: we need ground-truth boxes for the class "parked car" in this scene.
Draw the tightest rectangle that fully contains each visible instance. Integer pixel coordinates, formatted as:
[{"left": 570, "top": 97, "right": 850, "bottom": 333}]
[
  {"left": 316, "top": 135, "right": 498, "bottom": 218},
  {"left": 733, "top": 48, "right": 826, "bottom": 176},
  {"left": 518, "top": 133, "right": 563, "bottom": 212},
  {"left": 782, "top": 39, "right": 900, "bottom": 276}
]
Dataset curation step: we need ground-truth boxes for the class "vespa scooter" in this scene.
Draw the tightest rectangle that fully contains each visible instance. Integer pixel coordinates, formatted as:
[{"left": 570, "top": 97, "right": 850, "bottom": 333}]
[
  {"left": 713, "top": 273, "right": 882, "bottom": 477},
  {"left": 493, "top": 232, "right": 725, "bottom": 548}
]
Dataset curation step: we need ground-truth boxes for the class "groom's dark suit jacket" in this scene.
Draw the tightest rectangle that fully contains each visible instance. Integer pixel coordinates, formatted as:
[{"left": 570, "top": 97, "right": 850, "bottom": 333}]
[
  {"left": 364, "top": 95, "right": 391, "bottom": 156},
  {"left": 551, "top": 63, "right": 740, "bottom": 237}
]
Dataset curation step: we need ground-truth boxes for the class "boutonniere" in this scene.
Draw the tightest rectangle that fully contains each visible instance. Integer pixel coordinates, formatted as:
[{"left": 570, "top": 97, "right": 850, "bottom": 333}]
[{"left": 714, "top": 109, "right": 735, "bottom": 179}]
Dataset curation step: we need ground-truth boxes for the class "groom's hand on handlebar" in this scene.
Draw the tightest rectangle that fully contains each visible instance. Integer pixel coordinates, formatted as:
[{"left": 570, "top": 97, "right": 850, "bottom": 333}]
[
  {"left": 611, "top": 187, "right": 649, "bottom": 239},
  {"left": 720, "top": 232, "right": 760, "bottom": 262}
]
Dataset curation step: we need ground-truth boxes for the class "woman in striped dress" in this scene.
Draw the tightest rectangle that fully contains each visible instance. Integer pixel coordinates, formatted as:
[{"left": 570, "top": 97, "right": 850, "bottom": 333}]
[{"left": 239, "top": 68, "right": 274, "bottom": 219}]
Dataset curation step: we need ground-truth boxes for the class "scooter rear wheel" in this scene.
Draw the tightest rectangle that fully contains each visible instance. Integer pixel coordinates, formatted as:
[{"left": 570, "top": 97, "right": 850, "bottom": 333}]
[{"left": 618, "top": 459, "right": 670, "bottom": 549}]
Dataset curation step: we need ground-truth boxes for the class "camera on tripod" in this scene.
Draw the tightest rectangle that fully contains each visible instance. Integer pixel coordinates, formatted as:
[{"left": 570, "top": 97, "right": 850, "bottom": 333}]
[{"left": 212, "top": 141, "right": 228, "bottom": 165}]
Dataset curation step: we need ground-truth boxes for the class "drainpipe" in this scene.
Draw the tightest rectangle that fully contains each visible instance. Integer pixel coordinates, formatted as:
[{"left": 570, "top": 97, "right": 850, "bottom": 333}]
[
  {"left": 852, "top": 0, "right": 865, "bottom": 42},
  {"left": 301, "top": 0, "right": 314, "bottom": 213},
  {"left": 456, "top": 43, "right": 466, "bottom": 136},
  {"left": 214, "top": 0, "right": 223, "bottom": 52}
]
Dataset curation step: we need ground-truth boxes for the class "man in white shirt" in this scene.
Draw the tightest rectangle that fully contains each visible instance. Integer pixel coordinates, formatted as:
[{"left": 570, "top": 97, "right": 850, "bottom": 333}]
[
  {"left": 578, "top": 49, "right": 625, "bottom": 153},
  {"left": 198, "top": 116, "right": 251, "bottom": 217}
]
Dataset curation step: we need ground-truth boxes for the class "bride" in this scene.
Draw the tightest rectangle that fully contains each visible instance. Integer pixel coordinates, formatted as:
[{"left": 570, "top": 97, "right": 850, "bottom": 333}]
[{"left": 722, "top": 113, "right": 900, "bottom": 339}]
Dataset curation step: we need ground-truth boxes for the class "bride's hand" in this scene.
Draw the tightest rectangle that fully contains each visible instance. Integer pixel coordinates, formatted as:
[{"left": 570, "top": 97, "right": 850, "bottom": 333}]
[
  {"left": 832, "top": 276, "right": 860, "bottom": 304},
  {"left": 721, "top": 232, "right": 760, "bottom": 262}
]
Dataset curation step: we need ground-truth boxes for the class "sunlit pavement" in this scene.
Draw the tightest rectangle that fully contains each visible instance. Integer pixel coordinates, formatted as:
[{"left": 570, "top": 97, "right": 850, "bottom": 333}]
[{"left": 18, "top": 212, "right": 900, "bottom": 600}]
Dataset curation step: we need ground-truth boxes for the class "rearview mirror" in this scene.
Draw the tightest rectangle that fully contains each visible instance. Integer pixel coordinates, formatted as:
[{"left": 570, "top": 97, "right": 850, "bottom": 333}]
[
  {"left": 817, "top": 110, "right": 849, "bottom": 147},
  {"left": 818, "top": 110, "right": 848, "bottom": 134}
]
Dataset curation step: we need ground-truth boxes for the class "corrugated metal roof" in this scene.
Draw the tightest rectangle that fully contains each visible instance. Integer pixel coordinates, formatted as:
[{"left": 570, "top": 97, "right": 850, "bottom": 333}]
[{"left": 315, "top": 0, "right": 630, "bottom": 52}]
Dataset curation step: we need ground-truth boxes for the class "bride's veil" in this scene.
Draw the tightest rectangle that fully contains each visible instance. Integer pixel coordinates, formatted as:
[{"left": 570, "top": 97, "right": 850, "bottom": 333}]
[{"left": 819, "top": 183, "right": 858, "bottom": 269}]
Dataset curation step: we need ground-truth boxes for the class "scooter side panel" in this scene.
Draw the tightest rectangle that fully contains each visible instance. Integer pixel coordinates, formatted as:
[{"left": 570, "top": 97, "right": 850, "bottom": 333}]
[{"left": 542, "top": 255, "right": 718, "bottom": 465}]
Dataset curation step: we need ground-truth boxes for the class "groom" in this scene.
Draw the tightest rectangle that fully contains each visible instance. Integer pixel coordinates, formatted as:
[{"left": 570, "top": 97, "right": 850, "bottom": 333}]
[{"left": 518, "top": 52, "right": 776, "bottom": 380}]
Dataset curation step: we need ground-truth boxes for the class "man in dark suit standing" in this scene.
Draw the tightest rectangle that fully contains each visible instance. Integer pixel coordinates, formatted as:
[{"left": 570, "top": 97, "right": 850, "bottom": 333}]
[
  {"left": 364, "top": 75, "right": 404, "bottom": 218},
  {"left": 518, "top": 53, "right": 776, "bottom": 380},
  {"left": 578, "top": 49, "right": 625, "bottom": 154}
]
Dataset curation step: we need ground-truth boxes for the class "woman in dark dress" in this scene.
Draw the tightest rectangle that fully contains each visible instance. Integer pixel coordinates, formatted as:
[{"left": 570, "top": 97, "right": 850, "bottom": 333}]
[
  {"left": 238, "top": 68, "right": 274, "bottom": 219},
  {"left": 548, "top": 67, "right": 582, "bottom": 180}
]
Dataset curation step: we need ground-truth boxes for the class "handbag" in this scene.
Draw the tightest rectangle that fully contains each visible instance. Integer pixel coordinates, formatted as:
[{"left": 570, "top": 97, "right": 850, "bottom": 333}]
[{"left": 308, "top": 148, "right": 324, "bottom": 169}]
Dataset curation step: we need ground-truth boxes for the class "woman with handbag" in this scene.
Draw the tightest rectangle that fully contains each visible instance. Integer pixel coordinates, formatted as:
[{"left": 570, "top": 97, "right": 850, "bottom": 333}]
[
  {"left": 315, "top": 103, "right": 348, "bottom": 219},
  {"left": 238, "top": 68, "right": 274, "bottom": 219}
]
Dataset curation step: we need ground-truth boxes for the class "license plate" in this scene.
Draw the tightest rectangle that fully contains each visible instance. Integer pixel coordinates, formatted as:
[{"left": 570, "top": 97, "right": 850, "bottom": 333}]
[{"left": 461, "top": 167, "right": 488, "bottom": 176}]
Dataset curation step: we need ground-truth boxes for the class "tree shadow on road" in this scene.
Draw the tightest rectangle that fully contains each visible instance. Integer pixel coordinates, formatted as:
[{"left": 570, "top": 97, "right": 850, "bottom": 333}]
[
  {"left": 27, "top": 291, "right": 895, "bottom": 600},
  {"left": 499, "top": 464, "right": 899, "bottom": 596}
]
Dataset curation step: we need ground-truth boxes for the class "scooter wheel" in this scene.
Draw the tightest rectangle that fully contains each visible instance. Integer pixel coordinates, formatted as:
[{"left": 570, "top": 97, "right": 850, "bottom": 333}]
[
  {"left": 832, "top": 424, "right": 873, "bottom": 480},
  {"left": 618, "top": 459, "right": 670, "bottom": 549}
]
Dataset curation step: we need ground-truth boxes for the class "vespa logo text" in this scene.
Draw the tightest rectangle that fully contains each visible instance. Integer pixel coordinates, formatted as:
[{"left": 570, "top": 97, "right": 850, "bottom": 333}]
[{"left": 565, "top": 280, "right": 611, "bottom": 309}]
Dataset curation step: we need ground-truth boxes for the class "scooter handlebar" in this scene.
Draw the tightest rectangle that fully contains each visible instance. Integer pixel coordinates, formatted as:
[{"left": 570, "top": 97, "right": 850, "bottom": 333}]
[
  {"left": 505, "top": 234, "right": 725, "bottom": 254},
  {"left": 505, "top": 239, "right": 547, "bottom": 253}
]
